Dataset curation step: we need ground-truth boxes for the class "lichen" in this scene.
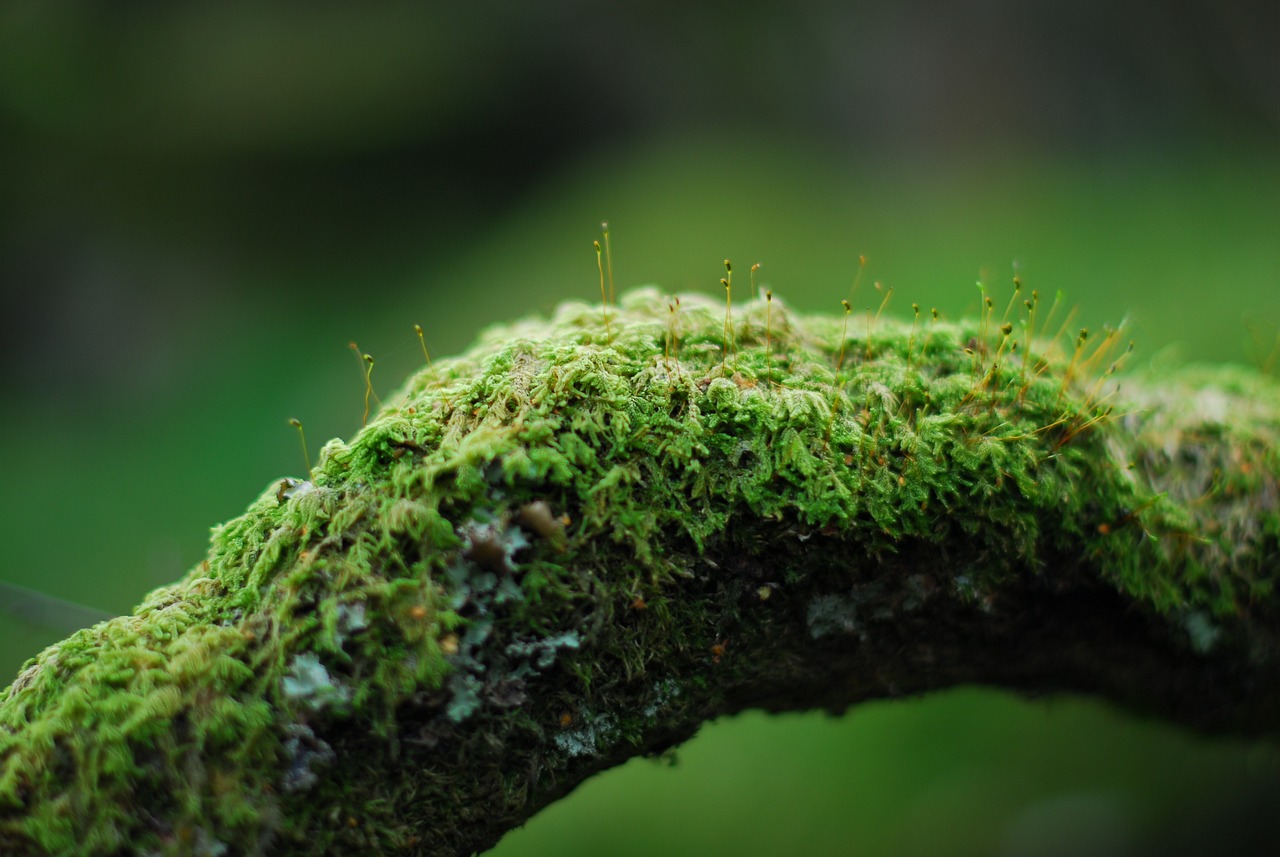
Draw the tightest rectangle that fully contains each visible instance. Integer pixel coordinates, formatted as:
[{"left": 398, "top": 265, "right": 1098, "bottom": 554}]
[
  {"left": 282, "top": 653, "right": 352, "bottom": 713},
  {"left": 807, "top": 592, "right": 866, "bottom": 640},
  {"left": 2, "top": 286, "right": 1278, "bottom": 856}
]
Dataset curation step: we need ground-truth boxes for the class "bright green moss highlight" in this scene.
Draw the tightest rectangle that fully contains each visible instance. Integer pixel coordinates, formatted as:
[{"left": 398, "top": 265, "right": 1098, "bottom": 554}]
[{"left": 2, "top": 287, "right": 1278, "bottom": 855}]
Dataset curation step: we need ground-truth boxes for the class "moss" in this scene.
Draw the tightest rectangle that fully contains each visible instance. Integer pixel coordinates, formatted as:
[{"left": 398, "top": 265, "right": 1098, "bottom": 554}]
[{"left": 2, "top": 287, "right": 1279, "bottom": 855}]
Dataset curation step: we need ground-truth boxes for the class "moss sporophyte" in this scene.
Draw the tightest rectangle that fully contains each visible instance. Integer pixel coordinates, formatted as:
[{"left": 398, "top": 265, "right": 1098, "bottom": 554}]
[{"left": 3, "top": 285, "right": 1280, "bottom": 856}]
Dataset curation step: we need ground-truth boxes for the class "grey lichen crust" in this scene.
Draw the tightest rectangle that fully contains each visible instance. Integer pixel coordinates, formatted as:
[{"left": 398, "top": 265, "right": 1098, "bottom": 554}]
[{"left": 3, "top": 287, "right": 1279, "bottom": 855}]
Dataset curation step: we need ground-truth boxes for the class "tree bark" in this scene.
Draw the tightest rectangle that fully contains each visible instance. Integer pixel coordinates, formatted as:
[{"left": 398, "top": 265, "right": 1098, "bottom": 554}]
[{"left": 2, "top": 289, "right": 1278, "bottom": 855}]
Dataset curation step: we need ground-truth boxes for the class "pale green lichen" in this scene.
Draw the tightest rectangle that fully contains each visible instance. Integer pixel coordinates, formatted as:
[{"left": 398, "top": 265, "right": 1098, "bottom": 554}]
[
  {"left": 282, "top": 653, "right": 352, "bottom": 713},
  {"left": 2, "top": 286, "right": 1278, "bottom": 855}
]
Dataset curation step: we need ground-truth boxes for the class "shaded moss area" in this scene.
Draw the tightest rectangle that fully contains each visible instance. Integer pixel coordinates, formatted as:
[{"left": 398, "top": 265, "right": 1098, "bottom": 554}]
[{"left": 2, "top": 288, "right": 1279, "bottom": 855}]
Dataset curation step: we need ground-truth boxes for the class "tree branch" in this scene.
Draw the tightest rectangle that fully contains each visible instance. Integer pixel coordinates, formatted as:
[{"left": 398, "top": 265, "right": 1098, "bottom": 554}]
[{"left": 3, "top": 288, "right": 1278, "bottom": 855}]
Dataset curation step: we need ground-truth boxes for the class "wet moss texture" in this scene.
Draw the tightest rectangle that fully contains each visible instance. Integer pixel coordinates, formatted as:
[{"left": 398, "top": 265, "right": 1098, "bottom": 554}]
[{"left": 3, "top": 287, "right": 1279, "bottom": 855}]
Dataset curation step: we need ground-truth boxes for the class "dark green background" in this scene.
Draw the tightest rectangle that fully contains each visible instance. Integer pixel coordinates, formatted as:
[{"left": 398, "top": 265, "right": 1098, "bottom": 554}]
[{"left": 2, "top": 2, "right": 1279, "bottom": 854}]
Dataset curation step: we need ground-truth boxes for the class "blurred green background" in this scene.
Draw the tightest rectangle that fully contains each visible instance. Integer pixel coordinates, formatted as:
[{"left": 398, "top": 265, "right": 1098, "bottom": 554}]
[{"left": 2, "top": 2, "right": 1279, "bottom": 854}]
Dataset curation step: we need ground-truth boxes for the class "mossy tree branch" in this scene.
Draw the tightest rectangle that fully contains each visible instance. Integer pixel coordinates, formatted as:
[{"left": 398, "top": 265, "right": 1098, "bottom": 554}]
[{"left": 2, "top": 288, "right": 1278, "bottom": 855}]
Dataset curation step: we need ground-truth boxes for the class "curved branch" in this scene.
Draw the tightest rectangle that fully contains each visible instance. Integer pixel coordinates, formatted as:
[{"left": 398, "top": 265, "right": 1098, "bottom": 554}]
[{"left": 3, "top": 288, "right": 1279, "bottom": 855}]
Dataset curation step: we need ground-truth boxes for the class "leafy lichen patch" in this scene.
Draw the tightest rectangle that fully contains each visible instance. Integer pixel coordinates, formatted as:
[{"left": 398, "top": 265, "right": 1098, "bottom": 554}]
[{"left": 3, "top": 286, "right": 1279, "bottom": 855}]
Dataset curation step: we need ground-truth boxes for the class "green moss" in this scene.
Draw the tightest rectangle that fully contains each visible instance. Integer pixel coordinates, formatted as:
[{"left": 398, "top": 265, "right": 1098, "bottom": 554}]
[{"left": 2, "top": 287, "right": 1278, "bottom": 855}]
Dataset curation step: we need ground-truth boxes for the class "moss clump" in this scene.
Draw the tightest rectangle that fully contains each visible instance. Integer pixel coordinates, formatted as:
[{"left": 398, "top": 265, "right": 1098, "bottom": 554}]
[{"left": 2, "top": 287, "right": 1278, "bottom": 855}]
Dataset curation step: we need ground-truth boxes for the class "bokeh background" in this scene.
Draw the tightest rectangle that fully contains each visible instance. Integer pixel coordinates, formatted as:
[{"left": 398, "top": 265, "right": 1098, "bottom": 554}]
[{"left": 3, "top": 1, "right": 1280, "bottom": 854}]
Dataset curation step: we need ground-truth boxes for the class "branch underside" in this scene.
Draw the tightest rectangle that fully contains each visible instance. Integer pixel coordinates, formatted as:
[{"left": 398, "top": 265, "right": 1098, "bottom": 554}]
[
  {"left": 2, "top": 289, "right": 1278, "bottom": 855},
  {"left": 396, "top": 541, "right": 1280, "bottom": 857}
]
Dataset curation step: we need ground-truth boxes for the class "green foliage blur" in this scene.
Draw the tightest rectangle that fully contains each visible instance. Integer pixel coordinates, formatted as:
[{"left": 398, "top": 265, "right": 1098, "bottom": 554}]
[{"left": 1, "top": 2, "right": 1278, "bottom": 854}]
